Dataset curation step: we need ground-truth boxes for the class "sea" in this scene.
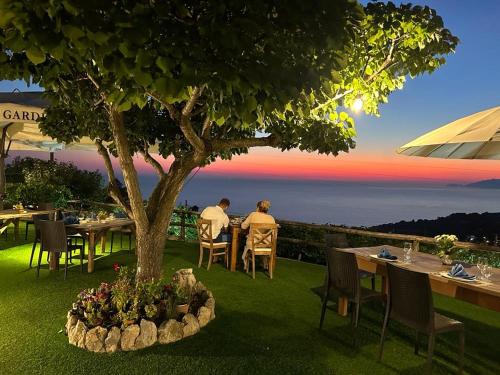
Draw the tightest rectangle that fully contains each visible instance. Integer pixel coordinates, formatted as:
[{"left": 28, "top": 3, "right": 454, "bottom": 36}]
[{"left": 137, "top": 175, "right": 500, "bottom": 227}]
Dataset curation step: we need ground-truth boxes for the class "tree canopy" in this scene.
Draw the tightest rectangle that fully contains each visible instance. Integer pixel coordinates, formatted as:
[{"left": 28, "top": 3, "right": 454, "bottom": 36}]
[{"left": 0, "top": 0, "right": 459, "bottom": 280}]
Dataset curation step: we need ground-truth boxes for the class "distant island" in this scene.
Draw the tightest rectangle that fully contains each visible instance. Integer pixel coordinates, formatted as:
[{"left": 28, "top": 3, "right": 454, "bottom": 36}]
[
  {"left": 447, "top": 179, "right": 500, "bottom": 189},
  {"left": 370, "top": 212, "right": 500, "bottom": 244}
]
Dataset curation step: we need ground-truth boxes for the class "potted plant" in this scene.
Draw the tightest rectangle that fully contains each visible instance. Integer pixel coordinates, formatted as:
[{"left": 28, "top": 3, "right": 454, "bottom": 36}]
[
  {"left": 434, "top": 234, "right": 458, "bottom": 265},
  {"left": 174, "top": 284, "right": 190, "bottom": 315}
]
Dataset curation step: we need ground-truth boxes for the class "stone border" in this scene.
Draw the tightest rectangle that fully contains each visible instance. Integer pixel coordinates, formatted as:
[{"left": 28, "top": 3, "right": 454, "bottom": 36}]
[{"left": 66, "top": 270, "right": 215, "bottom": 353}]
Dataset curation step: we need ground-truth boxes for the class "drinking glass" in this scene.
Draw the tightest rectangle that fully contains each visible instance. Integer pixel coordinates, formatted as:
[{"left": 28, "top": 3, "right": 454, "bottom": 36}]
[
  {"left": 482, "top": 264, "right": 492, "bottom": 282},
  {"left": 476, "top": 257, "right": 487, "bottom": 280},
  {"left": 403, "top": 242, "right": 412, "bottom": 264}
]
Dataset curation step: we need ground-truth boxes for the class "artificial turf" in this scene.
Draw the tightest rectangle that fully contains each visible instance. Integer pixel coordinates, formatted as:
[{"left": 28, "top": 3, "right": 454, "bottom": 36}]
[{"left": 0, "top": 227, "right": 499, "bottom": 375}]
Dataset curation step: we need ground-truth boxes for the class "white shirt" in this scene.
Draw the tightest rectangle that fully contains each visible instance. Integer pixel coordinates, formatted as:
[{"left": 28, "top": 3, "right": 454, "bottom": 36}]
[{"left": 200, "top": 205, "right": 229, "bottom": 239}]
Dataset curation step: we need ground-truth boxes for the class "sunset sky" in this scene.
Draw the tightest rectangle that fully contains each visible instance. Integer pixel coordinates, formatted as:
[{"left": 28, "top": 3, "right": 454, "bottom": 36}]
[{"left": 1, "top": 0, "right": 499, "bottom": 184}]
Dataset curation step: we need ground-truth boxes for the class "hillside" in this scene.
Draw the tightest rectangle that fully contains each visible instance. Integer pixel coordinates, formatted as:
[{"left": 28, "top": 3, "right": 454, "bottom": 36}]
[
  {"left": 370, "top": 212, "right": 500, "bottom": 243},
  {"left": 448, "top": 179, "right": 500, "bottom": 189}
]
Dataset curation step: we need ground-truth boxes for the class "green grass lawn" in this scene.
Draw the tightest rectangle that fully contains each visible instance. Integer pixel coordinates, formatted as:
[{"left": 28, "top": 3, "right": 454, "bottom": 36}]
[{"left": 0, "top": 227, "right": 499, "bottom": 375}]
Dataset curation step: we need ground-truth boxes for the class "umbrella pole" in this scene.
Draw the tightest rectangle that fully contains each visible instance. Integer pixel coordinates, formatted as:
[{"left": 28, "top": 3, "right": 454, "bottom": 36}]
[
  {"left": 49, "top": 152, "right": 54, "bottom": 162},
  {"left": 0, "top": 127, "right": 7, "bottom": 210}
]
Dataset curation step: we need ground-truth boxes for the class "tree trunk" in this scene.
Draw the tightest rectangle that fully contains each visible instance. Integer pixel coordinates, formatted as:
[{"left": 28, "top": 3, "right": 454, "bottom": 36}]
[
  {"left": 135, "top": 166, "right": 194, "bottom": 282},
  {"left": 135, "top": 224, "right": 168, "bottom": 282}
]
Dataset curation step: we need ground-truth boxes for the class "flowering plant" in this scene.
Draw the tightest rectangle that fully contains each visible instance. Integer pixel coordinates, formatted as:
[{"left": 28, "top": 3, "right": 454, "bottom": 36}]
[
  {"left": 434, "top": 234, "right": 458, "bottom": 258},
  {"left": 69, "top": 264, "right": 195, "bottom": 329}
]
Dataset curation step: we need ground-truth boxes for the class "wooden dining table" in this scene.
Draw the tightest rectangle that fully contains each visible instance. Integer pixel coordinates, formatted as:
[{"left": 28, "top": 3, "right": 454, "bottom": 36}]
[
  {"left": 66, "top": 218, "right": 135, "bottom": 273},
  {"left": 338, "top": 245, "right": 500, "bottom": 316},
  {"left": 0, "top": 209, "right": 57, "bottom": 242}
]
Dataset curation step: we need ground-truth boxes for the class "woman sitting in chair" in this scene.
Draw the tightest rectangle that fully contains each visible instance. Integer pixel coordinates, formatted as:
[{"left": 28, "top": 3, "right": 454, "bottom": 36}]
[{"left": 241, "top": 200, "right": 275, "bottom": 269}]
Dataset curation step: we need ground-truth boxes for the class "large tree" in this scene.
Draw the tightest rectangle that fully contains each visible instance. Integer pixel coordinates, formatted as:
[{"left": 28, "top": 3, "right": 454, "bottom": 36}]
[{"left": 0, "top": 1, "right": 458, "bottom": 280}]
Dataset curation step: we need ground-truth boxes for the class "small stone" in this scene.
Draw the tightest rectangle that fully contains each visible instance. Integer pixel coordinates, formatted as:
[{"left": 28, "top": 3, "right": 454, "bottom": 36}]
[
  {"left": 68, "top": 320, "right": 87, "bottom": 349},
  {"left": 135, "top": 319, "right": 157, "bottom": 349},
  {"left": 105, "top": 327, "right": 121, "bottom": 353},
  {"left": 182, "top": 313, "right": 200, "bottom": 337},
  {"left": 120, "top": 324, "right": 140, "bottom": 351},
  {"left": 85, "top": 326, "right": 107, "bottom": 353},
  {"left": 157, "top": 319, "right": 184, "bottom": 344},
  {"left": 197, "top": 306, "right": 211, "bottom": 328}
]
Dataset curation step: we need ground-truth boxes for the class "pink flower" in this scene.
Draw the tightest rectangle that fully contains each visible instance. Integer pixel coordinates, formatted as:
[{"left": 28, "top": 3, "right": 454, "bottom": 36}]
[{"left": 112, "top": 263, "right": 121, "bottom": 272}]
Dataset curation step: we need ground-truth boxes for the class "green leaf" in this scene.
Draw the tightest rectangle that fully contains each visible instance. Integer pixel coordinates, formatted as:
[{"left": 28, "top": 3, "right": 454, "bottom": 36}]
[
  {"left": 61, "top": 25, "right": 85, "bottom": 41},
  {"left": 26, "top": 47, "right": 46, "bottom": 65}
]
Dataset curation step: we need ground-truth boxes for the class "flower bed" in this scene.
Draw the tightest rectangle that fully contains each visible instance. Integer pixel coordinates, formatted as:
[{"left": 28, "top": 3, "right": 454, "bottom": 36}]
[{"left": 65, "top": 267, "right": 215, "bottom": 353}]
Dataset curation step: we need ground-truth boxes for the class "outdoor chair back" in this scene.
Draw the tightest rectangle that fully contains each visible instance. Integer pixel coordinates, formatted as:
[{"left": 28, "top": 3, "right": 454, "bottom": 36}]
[
  {"left": 196, "top": 219, "right": 229, "bottom": 271},
  {"left": 386, "top": 263, "right": 434, "bottom": 332},
  {"left": 249, "top": 223, "right": 277, "bottom": 251},
  {"left": 39, "top": 220, "right": 68, "bottom": 253},
  {"left": 325, "top": 247, "right": 360, "bottom": 300},
  {"left": 196, "top": 218, "right": 214, "bottom": 244},
  {"left": 246, "top": 223, "right": 278, "bottom": 279},
  {"left": 33, "top": 214, "right": 50, "bottom": 237}
]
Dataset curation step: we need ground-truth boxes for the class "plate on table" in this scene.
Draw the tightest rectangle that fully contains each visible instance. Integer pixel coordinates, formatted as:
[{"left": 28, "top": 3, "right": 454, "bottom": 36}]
[
  {"left": 439, "top": 271, "right": 477, "bottom": 283},
  {"left": 369, "top": 254, "right": 398, "bottom": 262}
]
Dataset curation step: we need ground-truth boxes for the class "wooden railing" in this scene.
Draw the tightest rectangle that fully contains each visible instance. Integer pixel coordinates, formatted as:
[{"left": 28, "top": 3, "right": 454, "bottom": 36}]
[{"left": 77, "top": 201, "right": 500, "bottom": 254}]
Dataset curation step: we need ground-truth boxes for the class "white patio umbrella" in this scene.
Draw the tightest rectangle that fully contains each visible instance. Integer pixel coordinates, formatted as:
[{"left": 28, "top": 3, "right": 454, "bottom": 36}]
[
  {"left": 397, "top": 106, "right": 500, "bottom": 159},
  {"left": 0, "top": 91, "right": 97, "bottom": 207},
  {"left": 0, "top": 91, "right": 96, "bottom": 153}
]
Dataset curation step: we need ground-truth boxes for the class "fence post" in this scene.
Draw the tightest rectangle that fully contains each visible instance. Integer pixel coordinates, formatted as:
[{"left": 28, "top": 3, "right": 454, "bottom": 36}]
[
  {"left": 412, "top": 240, "right": 420, "bottom": 252},
  {"left": 180, "top": 211, "right": 186, "bottom": 241}
]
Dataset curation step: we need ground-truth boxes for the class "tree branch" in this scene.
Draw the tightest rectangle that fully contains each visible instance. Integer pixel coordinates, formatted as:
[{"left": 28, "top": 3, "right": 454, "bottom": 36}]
[
  {"left": 140, "top": 145, "right": 165, "bottom": 177},
  {"left": 95, "top": 140, "right": 132, "bottom": 217},
  {"left": 201, "top": 115, "right": 212, "bottom": 138},
  {"left": 211, "top": 134, "right": 280, "bottom": 152},
  {"left": 179, "top": 87, "right": 205, "bottom": 152},
  {"left": 146, "top": 90, "right": 180, "bottom": 122},
  {"left": 108, "top": 108, "right": 148, "bottom": 227}
]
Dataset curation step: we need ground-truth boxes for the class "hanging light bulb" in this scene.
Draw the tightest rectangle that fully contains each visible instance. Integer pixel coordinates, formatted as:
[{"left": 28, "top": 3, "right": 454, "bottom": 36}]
[{"left": 352, "top": 97, "right": 363, "bottom": 112}]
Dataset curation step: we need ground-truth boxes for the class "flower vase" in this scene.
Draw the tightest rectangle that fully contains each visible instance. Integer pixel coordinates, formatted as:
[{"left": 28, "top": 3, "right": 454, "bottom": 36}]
[{"left": 441, "top": 254, "right": 453, "bottom": 265}]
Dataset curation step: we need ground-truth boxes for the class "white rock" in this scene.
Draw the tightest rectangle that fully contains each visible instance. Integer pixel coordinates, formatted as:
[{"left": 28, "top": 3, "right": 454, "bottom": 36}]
[
  {"left": 204, "top": 297, "right": 216, "bottom": 319},
  {"left": 68, "top": 320, "right": 87, "bottom": 349},
  {"left": 157, "top": 319, "right": 184, "bottom": 344},
  {"left": 85, "top": 326, "right": 107, "bottom": 353},
  {"left": 192, "top": 281, "right": 207, "bottom": 295},
  {"left": 182, "top": 313, "right": 200, "bottom": 337},
  {"left": 120, "top": 324, "right": 140, "bottom": 351},
  {"left": 66, "top": 314, "right": 78, "bottom": 334},
  {"left": 173, "top": 268, "right": 197, "bottom": 293},
  {"left": 197, "top": 306, "right": 211, "bottom": 328},
  {"left": 135, "top": 319, "right": 157, "bottom": 349},
  {"left": 105, "top": 327, "right": 121, "bottom": 353}
]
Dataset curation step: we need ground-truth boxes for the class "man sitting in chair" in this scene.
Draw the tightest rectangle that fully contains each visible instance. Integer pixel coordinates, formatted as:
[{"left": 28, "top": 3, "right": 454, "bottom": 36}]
[
  {"left": 241, "top": 200, "right": 276, "bottom": 269},
  {"left": 200, "top": 198, "right": 231, "bottom": 243}
]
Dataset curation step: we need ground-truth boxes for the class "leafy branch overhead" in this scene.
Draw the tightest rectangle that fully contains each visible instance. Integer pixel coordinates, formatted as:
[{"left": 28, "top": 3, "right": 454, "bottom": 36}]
[{"left": 0, "top": 0, "right": 458, "bottom": 280}]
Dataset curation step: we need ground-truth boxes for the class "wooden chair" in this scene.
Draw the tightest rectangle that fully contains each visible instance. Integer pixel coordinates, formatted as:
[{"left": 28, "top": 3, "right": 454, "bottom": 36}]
[
  {"left": 319, "top": 248, "right": 383, "bottom": 345},
  {"left": 196, "top": 219, "right": 229, "bottom": 270},
  {"left": 245, "top": 223, "right": 278, "bottom": 279},
  {"left": 37, "top": 220, "right": 85, "bottom": 280},
  {"left": 379, "top": 263, "right": 464, "bottom": 374}
]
